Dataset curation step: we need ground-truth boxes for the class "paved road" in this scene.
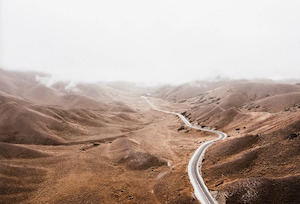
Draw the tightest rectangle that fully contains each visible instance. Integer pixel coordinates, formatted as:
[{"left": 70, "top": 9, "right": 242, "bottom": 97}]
[{"left": 142, "top": 96, "right": 227, "bottom": 204}]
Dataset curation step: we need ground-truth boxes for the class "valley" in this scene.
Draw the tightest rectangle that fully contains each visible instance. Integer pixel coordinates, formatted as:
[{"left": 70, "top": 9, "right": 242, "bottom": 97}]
[{"left": 1, "top": 69, "right": 300, "bottom": 203}]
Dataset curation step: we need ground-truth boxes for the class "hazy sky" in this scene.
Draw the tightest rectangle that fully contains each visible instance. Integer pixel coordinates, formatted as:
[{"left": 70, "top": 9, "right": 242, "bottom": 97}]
[{"left": 1, "top": 0, "right": 300, "bottom": 84}]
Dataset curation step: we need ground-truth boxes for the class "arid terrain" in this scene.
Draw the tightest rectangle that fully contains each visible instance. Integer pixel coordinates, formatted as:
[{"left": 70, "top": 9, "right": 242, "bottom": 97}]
[
  {"left": 155, "top": 81, "right": 300, "bottom": 203},
  {"left": 1, "top": 69, "right": 300, "bottom": 203},
  {"left": 0, "top": 69, "right": 213, "bottom": 203}
]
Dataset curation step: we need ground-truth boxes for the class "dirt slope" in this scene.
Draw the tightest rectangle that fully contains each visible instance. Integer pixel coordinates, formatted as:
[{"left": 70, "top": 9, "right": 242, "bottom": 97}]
[
  {"left": 153, "top": 80, "right": 241, "bottom": 102},
  {"left": 175, "top": 82, "right": 300, "bottom": 203},
  {"left": 2, "top": 69, "right": 300, "bottom": 203},
  {"left": 0, "top": 70, "right": 207, "bottom": 203}
]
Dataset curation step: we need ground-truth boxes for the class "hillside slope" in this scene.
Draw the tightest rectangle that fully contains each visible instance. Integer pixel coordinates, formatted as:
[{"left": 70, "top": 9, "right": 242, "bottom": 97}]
[{"left": 176, "top": 82, "right": 300, "bottom": 203}]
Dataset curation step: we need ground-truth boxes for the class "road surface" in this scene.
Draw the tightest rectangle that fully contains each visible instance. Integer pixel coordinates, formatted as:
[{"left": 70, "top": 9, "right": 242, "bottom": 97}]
[{"left": 142, "top": 96, "right": 227, "bottom": 204}]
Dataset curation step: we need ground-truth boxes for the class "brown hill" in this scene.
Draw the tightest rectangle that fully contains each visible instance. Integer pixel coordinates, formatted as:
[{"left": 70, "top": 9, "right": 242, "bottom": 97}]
[
  {"left": 2, "top": 68, "right": 300, "bottom": 203},
  {"left": 190, "top": 82, "right": 300, "bottom": 110},
  {"left": 0, "top": 162, "right": 47, "bottom": 203},
  {"left": 153, "top": 80, "right": 237, "bottom": 102},
  {"left": 62, "top": 83, "right": 112, "bottom": 102},
  {"left": 0, "top": 69, "right": 61, "bottom": 103},
  {"left": 0, "top": 69, "right": 125, "bottom": 111},
  {"left": 110, "top": 138, "right": 167, "bottom": 170},
  {"left": 154, "top": 81, "right": 300, "bottom": 203},
  {"left": 53, "top": 94, "right": 108, "bottom": 110},
  {"left": 204, "top": 107, "right": 241, "bottom": 129},
  {"left": 223, "top": 175, "right": 300, "bottom": 204},
  {"left": 200, "top": 105, "right": 300, "bottom": 203},
  {"left": 108, "top": 101, "right": 136, "bottom": 113},
  {"left": 203, "top": 120, "right": 300, "bottom": 202},
  {"left": 0, "top": 90, "right": 144, "bottom": 146},
  {"left": 0, "top": 94, "right": 74, "bottom": 145},
  {"left": 0, "top": 142, "right": 48, "bottom": 159},
  {"left": 0, "top": 93, "right": 140, "bottom": 145},
  {"left": 245, "top": 92, "right": 300, "bottom": 113},
  {"left": 184, "top": 82, "right": 300, "bottom": 129}
]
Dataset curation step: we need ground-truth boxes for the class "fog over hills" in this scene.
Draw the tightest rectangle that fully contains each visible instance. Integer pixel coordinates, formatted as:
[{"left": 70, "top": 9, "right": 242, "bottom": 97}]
[
  {"left": 2, "top": 1, "right": 300, "bottom": 84},
  {"left": 1, "top": 0, "right": 300, "bottom": 203},
  {"left": 0, "top": 68, "right": 300, "bottom": 203}
]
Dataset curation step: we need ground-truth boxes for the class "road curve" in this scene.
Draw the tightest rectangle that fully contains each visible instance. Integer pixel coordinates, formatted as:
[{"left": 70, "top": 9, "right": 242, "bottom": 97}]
[{"left": 142, "top": 96, "right": 227, "bottom": 204}]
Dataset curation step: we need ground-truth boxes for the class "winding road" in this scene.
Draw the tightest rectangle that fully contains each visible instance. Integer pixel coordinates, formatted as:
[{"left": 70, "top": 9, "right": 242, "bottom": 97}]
[{"left": 142, "top": 96, "right": 227, "bottom": 204}]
